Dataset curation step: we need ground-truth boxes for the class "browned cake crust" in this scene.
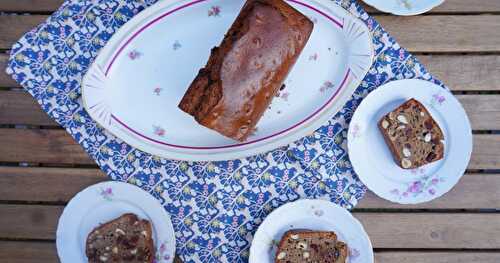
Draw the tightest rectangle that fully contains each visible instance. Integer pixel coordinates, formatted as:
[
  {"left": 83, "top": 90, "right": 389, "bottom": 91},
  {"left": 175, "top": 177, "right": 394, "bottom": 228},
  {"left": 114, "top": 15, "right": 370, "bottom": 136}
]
[
  {"left": 378, "top": 98, "right": 445, "bottom": 169},
  {"left": 275, "top": 230, "right": 348, "bottom": 263},
  {"left": 178, "top": 0, "right": 314, "bottom": 141},
  {"left": 85, "top": 213, "right": 155, "bottom": 263}
]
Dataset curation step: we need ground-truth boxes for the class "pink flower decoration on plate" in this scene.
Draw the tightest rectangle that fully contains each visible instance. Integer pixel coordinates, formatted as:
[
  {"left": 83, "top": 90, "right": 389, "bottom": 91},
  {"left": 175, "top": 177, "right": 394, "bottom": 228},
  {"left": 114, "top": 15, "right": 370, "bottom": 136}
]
[
  {"left": 153, "top": 86, "right": 162, "bottom": 96},
  {"left": 208, "top": 6, "right": 221, "bottom": 17},
  {"left": 153, "top": 126, "right": 166, "bottom": 137},
  {"left": 432, "top": 93, "right": 446, "bottom": 105},
  {"left": 320, "top": 81, "right": 334, "bottom": 93},
  {"left": 100, "top": 187, "right": 113, "bottom": 201},
  {"left": 309, "top": 53, "right": 318, "bottom": 61},
  {"left": 128, "top": 50, "right": 142, "bottom": 60},
  {"left": 280, "top": 91, "right": 290, "bottom": 101}
]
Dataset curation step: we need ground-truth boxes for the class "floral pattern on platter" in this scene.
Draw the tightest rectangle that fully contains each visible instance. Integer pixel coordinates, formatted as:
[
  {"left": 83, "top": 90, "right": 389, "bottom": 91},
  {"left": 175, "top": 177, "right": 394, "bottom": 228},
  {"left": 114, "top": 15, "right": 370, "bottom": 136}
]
[
  {"left": 350, "top": 123, "right": 362, "bottom": 139},
  {"left": 349, "top": 247, "right": 360, "bottom": 261},
  {"left": 153, "top": 86, "right": 163, "bottom": 96},
  {"left": 100, "top": 187, "right": 113, "bottom": 201},
  {"left": 431, "top": 93, "right": 446, "bottom": 106},
  {"left": 153, "top": 125, "right": 166, "bottom": 137},
  {"left": 309, "top": 53, "right": 318, "bottom": 61},
  {"left": 155, "top": 242, "right": 172, "bottom": 263},
  {"left": 390, "top": 174, "right": 445, "bottom": 199},
  {"left": 6, "top": 0, "right": 447, "bottom": 262},
  {"left": 128, "top": 50, "right": 142, "bottom": 60},
  {"left": 208, "top": 6, "right": 221, "bottom": 17},
  {"left": 320, "top": 81, "right": 334, "bottom": 93},
  {"left": 173, "top": 40, "right": 181, "bottom": 50}
]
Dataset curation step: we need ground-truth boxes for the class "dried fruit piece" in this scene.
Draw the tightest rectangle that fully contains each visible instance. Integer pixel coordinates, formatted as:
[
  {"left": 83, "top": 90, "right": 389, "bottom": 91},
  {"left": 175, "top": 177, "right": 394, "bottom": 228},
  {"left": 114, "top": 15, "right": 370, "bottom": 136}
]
[{"left": 401, "top": 158, "right": 412, "bottom": 169}]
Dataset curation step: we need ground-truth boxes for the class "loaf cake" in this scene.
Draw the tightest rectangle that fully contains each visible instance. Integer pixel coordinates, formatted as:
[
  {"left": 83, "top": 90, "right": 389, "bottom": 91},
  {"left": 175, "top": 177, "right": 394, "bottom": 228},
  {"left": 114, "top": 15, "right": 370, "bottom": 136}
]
[
  {"left": 178, "top": 0, "right": 314, "bottom": 141},
  {"left": 378, "top": 98, "right": 445, "bottom": 169},
  {"left": 275, "top": 230, "right": 348, "bottom": 263},
  {"left": 86, "top": 213, "right": 155, "bottom": 263}
]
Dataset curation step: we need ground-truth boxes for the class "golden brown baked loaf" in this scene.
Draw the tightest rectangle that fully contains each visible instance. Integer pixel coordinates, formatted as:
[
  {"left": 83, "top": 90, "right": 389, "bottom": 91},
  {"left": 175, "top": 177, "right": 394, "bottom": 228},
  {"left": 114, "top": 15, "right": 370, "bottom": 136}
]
[{"left": 178, "top": 0, "right": 313, "bottom": 141}]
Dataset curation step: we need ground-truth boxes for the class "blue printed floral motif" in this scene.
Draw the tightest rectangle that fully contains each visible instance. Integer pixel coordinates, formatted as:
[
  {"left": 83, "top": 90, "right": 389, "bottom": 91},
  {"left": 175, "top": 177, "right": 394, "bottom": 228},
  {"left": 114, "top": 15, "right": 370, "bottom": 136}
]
[{"left": 6, "top": 0, "right": 445, "bottom": 262}]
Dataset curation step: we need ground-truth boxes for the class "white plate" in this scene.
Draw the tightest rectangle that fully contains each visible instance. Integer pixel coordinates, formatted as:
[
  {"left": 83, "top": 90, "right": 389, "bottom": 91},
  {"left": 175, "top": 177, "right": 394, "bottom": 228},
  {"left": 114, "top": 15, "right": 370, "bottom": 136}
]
[
  {"left": 56, "top": 181, "right": 176, "bottom": 263},
  {"left": 348, "top": 79, "right": 472, "bottom": 204},
  {"left": 82, "top": 0, "right": 373, "bottom": 161},
  {"left": 361, "top": 0, "right": 445, "bottom": 16},
  {"left": 250, "top": 199, "right": 373, "bottom": 263}
]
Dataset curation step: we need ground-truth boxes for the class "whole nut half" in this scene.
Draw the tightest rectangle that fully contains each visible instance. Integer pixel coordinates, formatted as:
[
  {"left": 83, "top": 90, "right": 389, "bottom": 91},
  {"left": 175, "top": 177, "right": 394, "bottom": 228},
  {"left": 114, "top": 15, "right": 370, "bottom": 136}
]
[
  {"left": 277, "top": 252, "right": 286, "bottom": 260},
  {"left": 290, "top": 234, "right": 299, "bottom": 240},
  {"left": 402, "top": 148, "right": 411, "bottom": 157},
  {"left": 381, "top": 120, "right": 389, "bottom": 129},
  {"left": 424, "top": 133, "right": 432, "bottom": 142},
  {"left": 297, "top": 242, "right": 308, "bottom": 250},
  {"left": 303, "top": 252, "right": 310, "bottom": 259},
  {"left": 397, "top": 115, "right": 409, "bottom": 124},
  {"left": 401, "top": 158, "right": 412, "bottom": 169}
]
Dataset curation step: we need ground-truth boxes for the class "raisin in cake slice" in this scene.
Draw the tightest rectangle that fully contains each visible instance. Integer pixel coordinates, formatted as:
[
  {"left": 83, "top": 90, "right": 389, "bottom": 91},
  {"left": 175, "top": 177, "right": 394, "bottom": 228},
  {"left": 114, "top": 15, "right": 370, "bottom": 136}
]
[
  {"left": 275, "top": 230, "right": 348, "bottom": 263},
  {"left": 378, "top": 98, "right": 445, "bottom": 169},
  {"left": 86, "top": 213, "right": 154, "bottom": 263}
]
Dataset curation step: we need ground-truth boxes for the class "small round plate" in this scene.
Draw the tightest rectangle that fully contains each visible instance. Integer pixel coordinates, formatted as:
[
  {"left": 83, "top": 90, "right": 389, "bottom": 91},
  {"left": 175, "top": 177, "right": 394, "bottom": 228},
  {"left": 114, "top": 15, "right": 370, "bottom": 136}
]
[
  {"left": 348, "top": 79, "right": 472, "bottom": 204},
  {"left": 361, "top": 0, "right": 445, "bottom": 16},
  {"left": 56, "top": 181, "right": 176, "bottom": 263},
  {"left": 250, "top": 199, "right": 373, "bottom": 263}
]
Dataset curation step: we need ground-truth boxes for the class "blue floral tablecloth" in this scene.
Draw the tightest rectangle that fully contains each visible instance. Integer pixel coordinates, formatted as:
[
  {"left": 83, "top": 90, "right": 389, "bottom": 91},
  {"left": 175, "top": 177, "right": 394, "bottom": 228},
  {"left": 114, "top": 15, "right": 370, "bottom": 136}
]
[{"left": 6, "top": 0, "right": 441, "bottom": 262}]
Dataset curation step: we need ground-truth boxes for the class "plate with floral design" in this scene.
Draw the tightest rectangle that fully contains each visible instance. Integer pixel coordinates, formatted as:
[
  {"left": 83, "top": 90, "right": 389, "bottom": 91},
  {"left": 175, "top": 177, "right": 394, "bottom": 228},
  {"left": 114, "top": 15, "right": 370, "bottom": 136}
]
[
  {"left": 56, "top": 181, "right": 175, "bottom": 263},
  {"left": 348, "top": 79, "right": 472, "bottom": 204},
  {"left": 361, "top": 0, "right": 445, "bottom": 16},
  {"left": 81, "top": 0, "right": 373, "bottom": 161},
  {"left": 250, "top": 199, "right": 373, "bottom": 263}
]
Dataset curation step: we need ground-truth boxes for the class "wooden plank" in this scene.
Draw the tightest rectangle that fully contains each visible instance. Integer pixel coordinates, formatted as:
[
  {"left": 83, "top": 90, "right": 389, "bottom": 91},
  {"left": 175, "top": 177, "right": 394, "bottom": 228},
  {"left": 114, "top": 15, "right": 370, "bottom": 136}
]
[
  {"left": 375, "top": 251, "right": 500, "bottom": 263},
  {"left": 0, "top": 53, "right": 18, "bottom": 87},
  {"left": 1, "top": 90, "right": 500, "bottom": 129},
  {"left": 1, "top": 242, "right": 500, "bottom": 263},
  {"left": 1, "top": 166, "right": 498, "bottom": 210},
  {"left": 0, "top": 15, "right": 46, "bottom": 50},
  {"left": 354, "top": 213, "right": 500, "bottom": 249},
  {"left": 0, "top": 129, "right": 95, "bottom": 165},
  {"left": 1, "top": 15, "right": 500, "bottom": 52},
  {"left": 3, "top": 205, "right": 500, "bottom": 249},
  {"left": 0, "top": 241, "right": 58, "bottom": 263},
  {"left": 363, "top": 0, "right": 500, "bottom": 14},
  {"left": 0, "top": 205, "right": 62, "bottom": 240},
  {"left": 0, "top": 167, "right": 105, "bottom": 202},
  {"left": 0, "top": 0, "right": 63, "bottom": 12},
  {"left": 0, "top": 129, "right": 498, "bottom": 168},
  {"left": 358, "top": 173, "right": 500, "bottom": 209},
  {"left": 418, "top": 55, "right": 500, "bottom": 91},
  {"left": 375, "top": 15, "right": 500, "bottom": 53},
  {"left": 1, "top": 0, "right": 500, "bottom": 13},
  {"left": 0, "top": 90, "right": 57, "bottom": 125}
]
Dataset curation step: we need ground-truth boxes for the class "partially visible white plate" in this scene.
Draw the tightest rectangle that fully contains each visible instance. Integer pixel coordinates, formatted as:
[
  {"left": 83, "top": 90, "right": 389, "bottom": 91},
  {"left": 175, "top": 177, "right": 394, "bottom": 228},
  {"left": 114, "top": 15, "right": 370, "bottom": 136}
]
[
  {"left": 362, "top": 0, "right": 445, "bottom": 16},
  {"left": 82, "top": 0, "right": 373, "bottom": 161},
  {"left": 56, "top": 181, "right": 176, "bottom": 263},
  {"left": 348, "top": 79, "right": 472, "bottom": 204},
  {"left": 250, "top": 199, "right": 373, "bottom": 263}
]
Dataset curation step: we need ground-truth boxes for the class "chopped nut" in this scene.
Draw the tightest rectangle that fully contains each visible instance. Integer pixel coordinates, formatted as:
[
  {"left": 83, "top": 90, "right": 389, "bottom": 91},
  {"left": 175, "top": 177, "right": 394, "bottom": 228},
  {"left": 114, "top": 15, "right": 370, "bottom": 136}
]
[
  {"left": 141, "top": 230, "right": 148, "bottom": 238},
  {"left": 131, "top": 248, "right": 138, "bottom": 255},
  {"left": 115, "top": 228, "right": 126, "bottom": 235},
  {"left": 401, "top": 158, "right": 412, "bottom": 169},
  {"left": 420, "top": 111, "right": 425, "bottom": 117},
  {"left": 397, "top": 125, "right": 406, "bottom": 130},
  {"left": 381, "top": 120, "right": 389, "bottom": 129},
  {"left": 290, "top": 234, "right": 299, "bottom": 240},
  {"left": 297, "top": 242, "right": 308, "bottom": 250},
  {"left": 303, "top": 251, "right": 310, "bottom": 259},
  {"left": 277, "top": 252, "right": 287, "bottom": 260},
  {"left": 105, "top": 246, "right": 110, "bottom": 251},
  {"left": 397, "top": 115, "right": 409, "bottom": 124},
  {"left": 402, "top": 147, "right": 411, "bottom": 157},
  {"left": 389, "top": 111, "right": 396, "bottom": 120},
  {"left": 112, "top": 247, "right": 118, "bottom": 254},
  {"left": 424, "top": 133, "right": 432, "bottom": 142},
  {"left": 99, "top": 256, "right": 108, "bottom": 262}
]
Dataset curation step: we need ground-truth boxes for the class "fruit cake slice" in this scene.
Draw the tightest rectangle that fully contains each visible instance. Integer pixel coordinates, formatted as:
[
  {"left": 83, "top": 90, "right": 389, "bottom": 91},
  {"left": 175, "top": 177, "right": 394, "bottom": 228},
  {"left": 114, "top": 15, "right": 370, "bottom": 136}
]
[
  {"left": 378, "top": 98, "right": 445, "bottom": 169},
  {"left": 275, "top": 230, "right": 348, "bottom": 263},
  {"left": 86, "top": 213, "right": 155, "bottom": 263}
]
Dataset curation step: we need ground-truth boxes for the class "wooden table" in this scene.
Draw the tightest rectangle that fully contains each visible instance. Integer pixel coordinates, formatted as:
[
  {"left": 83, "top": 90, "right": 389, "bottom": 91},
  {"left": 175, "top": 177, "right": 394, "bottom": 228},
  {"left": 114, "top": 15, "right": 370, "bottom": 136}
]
[{"left": 1, "top": 0, "right": 499, "bottom": 262}]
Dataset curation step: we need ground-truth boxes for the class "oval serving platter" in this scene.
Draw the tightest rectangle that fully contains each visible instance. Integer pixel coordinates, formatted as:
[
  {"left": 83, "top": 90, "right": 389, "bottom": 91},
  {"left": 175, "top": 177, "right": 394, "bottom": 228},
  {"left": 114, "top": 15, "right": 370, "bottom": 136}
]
[{"left": 82, "top": 0, "right": 374, "bottom": 161}]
